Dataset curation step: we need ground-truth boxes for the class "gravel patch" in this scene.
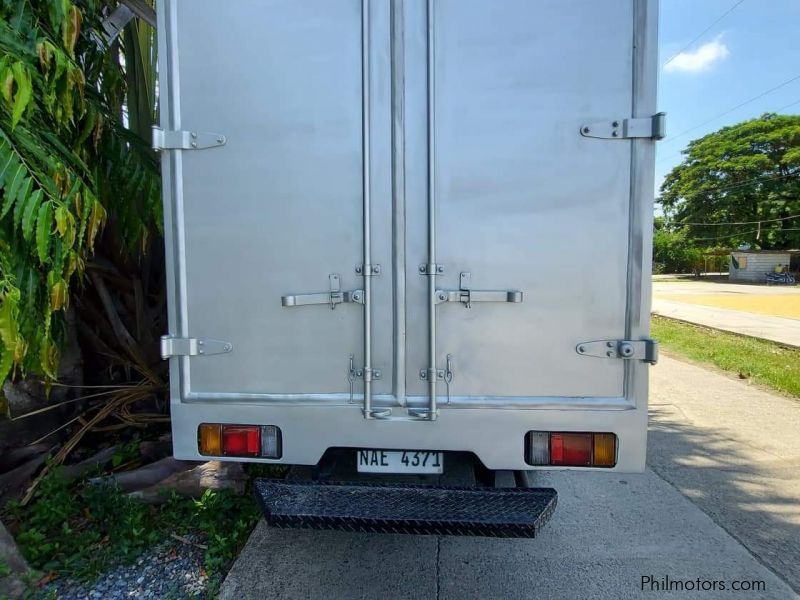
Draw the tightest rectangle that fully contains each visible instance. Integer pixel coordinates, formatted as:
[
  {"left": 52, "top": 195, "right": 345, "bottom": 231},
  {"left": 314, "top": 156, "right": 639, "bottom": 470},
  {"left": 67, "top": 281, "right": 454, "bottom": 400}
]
[{"left": 35, "top": 535, "right": 209, "bottom": 599}]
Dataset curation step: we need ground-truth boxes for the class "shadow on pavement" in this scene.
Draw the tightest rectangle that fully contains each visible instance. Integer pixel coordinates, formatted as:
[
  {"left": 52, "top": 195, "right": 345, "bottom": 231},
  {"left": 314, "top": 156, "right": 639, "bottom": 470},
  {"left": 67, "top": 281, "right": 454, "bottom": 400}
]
[{"left": 648, "top": 403, "right": 800, "bottom": 594}]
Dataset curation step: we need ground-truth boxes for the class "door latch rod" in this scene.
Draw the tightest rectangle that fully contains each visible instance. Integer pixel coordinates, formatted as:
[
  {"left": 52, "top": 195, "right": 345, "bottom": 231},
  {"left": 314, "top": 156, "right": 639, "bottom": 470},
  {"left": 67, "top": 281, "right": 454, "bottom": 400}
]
[
  {"left": 281, "top": 274, "right": 364, "bottom": 309},
  {"left": 435, "top": 272, "right": 523, "bottom": 308}
]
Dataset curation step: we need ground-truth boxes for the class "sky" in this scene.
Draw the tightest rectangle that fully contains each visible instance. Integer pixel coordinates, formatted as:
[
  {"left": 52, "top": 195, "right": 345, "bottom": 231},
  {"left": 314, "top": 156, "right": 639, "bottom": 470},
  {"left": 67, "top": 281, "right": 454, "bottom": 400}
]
[{"left": 656, "top": 0, "right": 800, "bottom": 196}]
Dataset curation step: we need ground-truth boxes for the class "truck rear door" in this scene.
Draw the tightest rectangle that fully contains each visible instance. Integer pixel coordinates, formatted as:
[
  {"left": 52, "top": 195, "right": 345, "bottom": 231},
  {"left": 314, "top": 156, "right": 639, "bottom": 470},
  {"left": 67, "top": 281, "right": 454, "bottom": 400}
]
[
  {"left": 158, "top": 0, "right": 659, "bottom": 471},
  {"left": 404, "top": 0, "right": 652, "bottom": 404}
]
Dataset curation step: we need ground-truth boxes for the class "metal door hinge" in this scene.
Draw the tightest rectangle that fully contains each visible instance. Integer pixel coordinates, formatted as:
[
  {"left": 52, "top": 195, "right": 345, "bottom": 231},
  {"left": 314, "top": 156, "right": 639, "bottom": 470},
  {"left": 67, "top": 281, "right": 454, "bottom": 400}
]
[
  {"left": 152, "top": 126, "right": 227, "bottom": 151},
  {"left": 160, "top": 336, "right": 233, "bottom": 359},
  {"left": 281, "top": 274, "right": 364, "bottom": 309},
  {"left": 580, "top": 113, "right": 666, "bottom": 140},
  {"left": 435, "top": 272, "right": 523, "bottom": 308},
  {"left": 576, "top": 339, "right": 659, "bottom": 364}
]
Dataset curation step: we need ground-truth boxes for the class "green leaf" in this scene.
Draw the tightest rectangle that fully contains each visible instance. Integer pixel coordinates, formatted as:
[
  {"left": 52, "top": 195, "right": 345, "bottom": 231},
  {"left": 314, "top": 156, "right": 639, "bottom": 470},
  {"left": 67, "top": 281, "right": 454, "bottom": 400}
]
[
  {"left": 0, "top": 164, "right": 22, "bottom": 219},
  {"left": 35, "top": 197, "right": 52, "bottom": 262},
  {"left": 16, "top": 175, "right": 32, "bottom": 208},
  {"left": 0, "top": 346, "right": 12, "bottom": 388},
  {"left": 54, "top": 204, "right": 76, "bottom": 248},
  {"left": 5, "top": 163, "right": 25, "bottom": 198},
  {"left": 0, "top": 66, "right": 12, "bottom": 105},
  {"left": 0, "top": 150, "right": 16, "bottom": 184},
  {"left": 22, "top": 188, "right": 43, "bottom": 240},
  {"left": 10, "top": 62, "right": 33, "bottom": 129},
  {"left": 5, "top": 166, "right": 26, "bottom": 220},
  {"left": 0, "top": 293, "right": 19, "bottom": 354},
  {"left": 63, "top": 5, "right": 82, "bottom": 58}
]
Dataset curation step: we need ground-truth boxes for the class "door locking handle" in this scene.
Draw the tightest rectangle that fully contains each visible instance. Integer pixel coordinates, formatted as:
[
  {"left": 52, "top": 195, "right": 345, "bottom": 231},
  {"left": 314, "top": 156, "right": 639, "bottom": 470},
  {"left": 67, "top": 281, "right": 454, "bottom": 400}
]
[
  {"left": 281, "top": 274, "right": 364, "bottom": 309},
  {"left": 435, "top": 272, "right": 523, "bottom": 308}
]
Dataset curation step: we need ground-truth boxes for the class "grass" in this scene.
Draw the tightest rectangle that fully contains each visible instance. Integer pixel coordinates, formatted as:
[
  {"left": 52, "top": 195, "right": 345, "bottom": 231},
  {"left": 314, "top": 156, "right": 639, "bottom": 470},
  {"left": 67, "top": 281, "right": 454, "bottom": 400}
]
[
  {"left": 651, "top": 315, "right": 800, "bottom": 398},
  {"left": 3, "top": 462, "right": 286, "bottom": 594}
]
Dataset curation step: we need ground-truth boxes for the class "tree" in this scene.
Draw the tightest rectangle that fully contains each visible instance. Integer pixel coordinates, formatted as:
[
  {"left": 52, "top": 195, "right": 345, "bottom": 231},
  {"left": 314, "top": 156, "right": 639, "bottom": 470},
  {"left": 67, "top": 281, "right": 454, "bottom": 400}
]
[
  {"left": 0, "top": 1, "right": 160, "bottom": 384},
  {"left": 659, "top": 114, "right": 800, "bottom": 250},
  {"left": 652, "top": 216, "right": 704, "bottom": 274}
]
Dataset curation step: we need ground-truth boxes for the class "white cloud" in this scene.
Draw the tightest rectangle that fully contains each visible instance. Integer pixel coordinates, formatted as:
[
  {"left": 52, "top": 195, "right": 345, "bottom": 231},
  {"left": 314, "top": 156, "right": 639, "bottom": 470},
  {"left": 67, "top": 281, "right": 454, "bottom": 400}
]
[{"left": 664, "top": 37, "right": 730, "bottom": 74}]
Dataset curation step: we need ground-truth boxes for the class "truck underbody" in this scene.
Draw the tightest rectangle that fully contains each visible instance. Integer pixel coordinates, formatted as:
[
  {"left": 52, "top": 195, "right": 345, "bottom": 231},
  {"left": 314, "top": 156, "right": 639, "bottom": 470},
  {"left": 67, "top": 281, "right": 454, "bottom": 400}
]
[{"left": 256, "top": 451, "right": 557, "bottom": 537}]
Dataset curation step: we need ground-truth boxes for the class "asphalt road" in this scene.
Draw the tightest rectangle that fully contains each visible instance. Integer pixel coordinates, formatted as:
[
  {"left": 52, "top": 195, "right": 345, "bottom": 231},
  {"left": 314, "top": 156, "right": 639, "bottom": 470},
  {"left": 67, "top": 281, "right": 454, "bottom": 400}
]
[
  {"left": 652, "top": 279, "right": 800, "bottom": 347},
  {"left": 220, "top": 356, "right": 800, "bottom": 599}
]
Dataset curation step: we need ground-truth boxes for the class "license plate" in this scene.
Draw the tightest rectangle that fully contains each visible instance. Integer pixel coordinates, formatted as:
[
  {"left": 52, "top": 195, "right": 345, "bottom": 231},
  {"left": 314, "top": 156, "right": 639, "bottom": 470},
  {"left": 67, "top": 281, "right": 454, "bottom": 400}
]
[{"left": 357, "top": 450, "right": 444, "bottom": 474}]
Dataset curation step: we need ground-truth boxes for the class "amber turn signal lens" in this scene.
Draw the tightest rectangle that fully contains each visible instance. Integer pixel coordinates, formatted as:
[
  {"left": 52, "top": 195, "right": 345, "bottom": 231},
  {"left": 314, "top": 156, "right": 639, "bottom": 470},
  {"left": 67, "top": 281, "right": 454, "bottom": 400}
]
[
  {"left": 593, "top": 433, "right": 617, "bottom": 467},
  {"left": 198, "top": 423, "right": 222, "bottom": 456}
]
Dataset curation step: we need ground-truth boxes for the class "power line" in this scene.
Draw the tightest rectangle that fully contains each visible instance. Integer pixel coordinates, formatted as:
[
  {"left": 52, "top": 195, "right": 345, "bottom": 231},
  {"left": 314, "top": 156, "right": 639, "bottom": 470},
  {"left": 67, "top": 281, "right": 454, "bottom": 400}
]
[
  {"left": 775, "top": 98, "right": 800, "bottom": 112},
  {"left": 659, "top": 172, "right": 799, "bottom": 201},
  {"left": 656, "top": 97, "right": 800, "bottom": 165},
  {"left": 667, "top": 172, "right": 800, "bottom": 200},
  {"left": 669, "top": 213, "right": 800, "bottom": 227},
  {"left": 692, "top": 227, "right": 800, "bottom": 242},
  {"left": 660, "top": 73, "right": 800, "bottom": 146},
  {"left": 661, "top": 0, "right": 746, "bottom": 68}
]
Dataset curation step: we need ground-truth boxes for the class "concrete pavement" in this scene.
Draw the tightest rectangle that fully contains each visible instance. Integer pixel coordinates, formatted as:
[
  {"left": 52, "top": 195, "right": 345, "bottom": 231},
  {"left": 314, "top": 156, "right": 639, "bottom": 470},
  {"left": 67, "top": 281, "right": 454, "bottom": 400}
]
[
  {"left": 652, "top": 300, "right": 800, "bottom": 347},
  {"left": 220, "top": 356, "right": 800, "bottom": 599},
  {"left": 649, "top": 354, "right": 800, "bottom": 592},
  {"left": 652, "top": 280, "right": 800, "bottom": 347}
]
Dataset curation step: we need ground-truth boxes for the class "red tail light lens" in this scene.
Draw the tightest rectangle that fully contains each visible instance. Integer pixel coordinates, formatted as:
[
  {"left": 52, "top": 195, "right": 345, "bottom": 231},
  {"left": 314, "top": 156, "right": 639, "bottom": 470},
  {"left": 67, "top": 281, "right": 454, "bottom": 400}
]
[
  {"left": 550, "top": 433, "right": 593, "bottom": 466},
  {"left": 221, "top": 426, "right": 260, "bottom": 457}
]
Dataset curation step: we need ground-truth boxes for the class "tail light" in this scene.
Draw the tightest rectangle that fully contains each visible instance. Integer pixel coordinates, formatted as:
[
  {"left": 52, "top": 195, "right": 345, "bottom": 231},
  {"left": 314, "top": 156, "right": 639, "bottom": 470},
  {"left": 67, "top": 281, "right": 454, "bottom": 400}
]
[
  {"left": 550, "top": 433, "right": 592, "bottom": 466},
  {"left": 199, "top": 424, "right": 282, "bottom": 459},
  {"left": 222, "top": 426, "right": 260, "bottom": 457},
  {"left": 525, "top": 431, "right": 617, "bottom": 467}
]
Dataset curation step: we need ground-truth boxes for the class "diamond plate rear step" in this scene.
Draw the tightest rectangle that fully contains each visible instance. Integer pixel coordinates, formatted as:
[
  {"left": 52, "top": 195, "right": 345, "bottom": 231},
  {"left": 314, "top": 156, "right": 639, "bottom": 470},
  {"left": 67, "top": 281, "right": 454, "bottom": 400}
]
[{"left": 254, "top": 479, "right": 557, "bottom": 538}]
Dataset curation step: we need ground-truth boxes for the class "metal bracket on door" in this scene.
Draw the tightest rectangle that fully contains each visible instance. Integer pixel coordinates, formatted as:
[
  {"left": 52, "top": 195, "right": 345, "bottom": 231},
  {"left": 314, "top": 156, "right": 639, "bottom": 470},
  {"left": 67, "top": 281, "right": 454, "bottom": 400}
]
[
  {"left": 418, "top": 354, "right": 453, "bottom": 407},
  {"left": 435, "top": 272, "right": 523, "bottom": 308},
  {"left": 579, "top": 112, "right": 666, "bottom": 140},
  {"left": 355, "top": 264, "right": 381, "bottom": 276},
  {"left": 160, "top": 336, "right": 232, "bottom": 359},
  {"left": 152, "top": 126, "right": 227, "bottom": 151},
  {"left": 576, "top": 339, "right": 659, "bottom": 364},
  {"left": 348, "top": 355, "right": 390, "bottom": 416},
  {"left": 419, "top": 263, "right": 445, "bottom": 276},
  {"left": 281, "top": 274, "right": 364, "bottom": 309}
]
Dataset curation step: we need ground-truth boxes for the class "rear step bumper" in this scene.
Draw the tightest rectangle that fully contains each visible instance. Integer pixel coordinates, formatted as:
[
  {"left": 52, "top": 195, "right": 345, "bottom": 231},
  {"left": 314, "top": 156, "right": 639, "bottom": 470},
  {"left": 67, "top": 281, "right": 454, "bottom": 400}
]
[{"left": 254, "top": 479, "right": 557, "bottom": 538}]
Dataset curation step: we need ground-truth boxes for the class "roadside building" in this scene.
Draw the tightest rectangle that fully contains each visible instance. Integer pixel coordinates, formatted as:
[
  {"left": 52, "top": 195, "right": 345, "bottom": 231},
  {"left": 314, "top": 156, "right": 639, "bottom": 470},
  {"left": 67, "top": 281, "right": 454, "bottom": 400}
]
[{"left": 729, "top": 250, "right": 790, "bottom": 283}]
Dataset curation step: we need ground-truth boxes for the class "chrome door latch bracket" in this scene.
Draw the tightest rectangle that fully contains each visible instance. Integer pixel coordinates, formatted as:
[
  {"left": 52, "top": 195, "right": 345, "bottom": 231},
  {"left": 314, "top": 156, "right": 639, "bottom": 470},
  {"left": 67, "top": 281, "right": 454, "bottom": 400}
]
[
  {"left": 354, "top": 367, "right": 383, "bottom": 381},
  {"left": 580, "top": 112, "right": 666, "bottom": 140},
  {"left": 160, "top": 336, "right": 233, "bottom": 359},
  {"left": 152, "top": 126, "right": 227, "bottom": 151},
  {"left": 355, "top": 264, "right": 382, "bottom": 276},
  {"left": 281, "top": 274, "right": 364, "bottom": 309},
  {"left": 419, "top": 263, "right": 445, "bottom": 276},
  {"left": 435, "top": 272, "right": 523, "bottom": 308},
  {"left": 576, "top": 339, "right": 659, "bottom": 364},
  {"left": 419, "top": 354, "right": 454, "bottom": 403},
  {"left": 419, "top": 368, "right": 446, "bottom": 381},
  {"left": 348, "top": 355, "right": 383, "bottom": 404}
]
